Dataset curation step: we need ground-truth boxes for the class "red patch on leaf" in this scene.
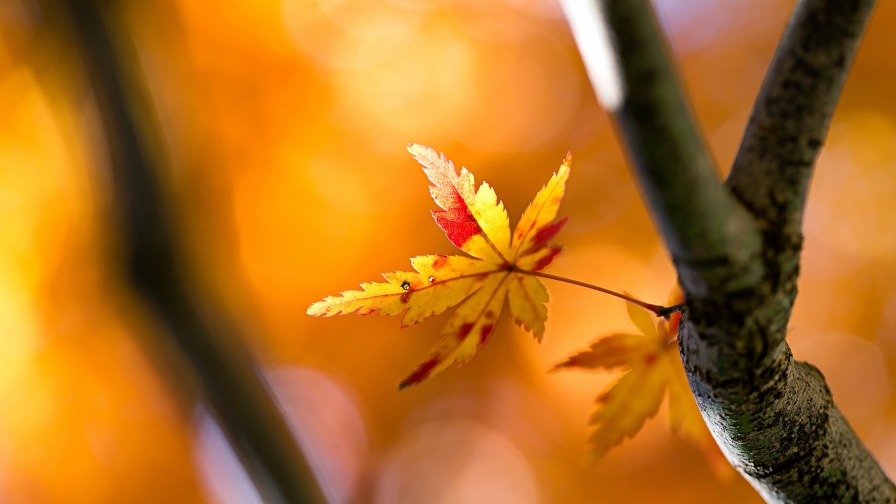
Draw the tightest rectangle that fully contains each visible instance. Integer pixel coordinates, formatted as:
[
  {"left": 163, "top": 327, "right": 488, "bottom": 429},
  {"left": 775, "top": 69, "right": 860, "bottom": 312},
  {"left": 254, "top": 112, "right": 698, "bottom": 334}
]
[
  {"left": 432, "top": 205, "right": 480, "bottom": 249},
  {"left": 432, "top": 255, "right": 449, "bottom": 269},
  {"left": 531, "top": 246, "right": 562, "bottom": 271},
  {"left": 419, "top": 149, "right": 484, "bottom": 249},
  {"left": 522, "top": 216, "right": 568, "bottom": 255},
  {"left": 400, "top": 292, "right": 412, "bottom": 304},
  {"left": 479, "top": 324, "right": 494, "bottom": 345},
  {"left": 645, "top": 353, "right": 657, "bottom": 365},
  {"left": 457, "top": 323, "right": 475, "bottom": 340},
  {"left": 399, "top": 357, "right": 440, "bottom": 390}
]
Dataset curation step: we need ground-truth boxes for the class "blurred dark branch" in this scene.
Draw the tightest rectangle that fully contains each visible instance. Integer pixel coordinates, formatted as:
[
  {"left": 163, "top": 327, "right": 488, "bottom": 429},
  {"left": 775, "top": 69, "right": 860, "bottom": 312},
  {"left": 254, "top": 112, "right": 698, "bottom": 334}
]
[
  {"left": 564, "top": 0, "right": 761, "bottom": 295},
  {"left": 727, "top": 0, "right": 877, "bottom": 242},
  {"left": 565, "top": 0, "right": 892, "bottom": 502},
  {"left": 47, "top": 1, "right": 326, "bottom": 502}
]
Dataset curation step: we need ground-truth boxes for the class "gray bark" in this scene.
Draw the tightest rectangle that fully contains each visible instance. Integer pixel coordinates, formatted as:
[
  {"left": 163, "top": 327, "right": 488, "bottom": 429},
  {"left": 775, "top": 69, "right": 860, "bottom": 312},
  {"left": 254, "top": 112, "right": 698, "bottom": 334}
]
[{"left": 565, "top": 0, "right": 895, "bottom": 501}]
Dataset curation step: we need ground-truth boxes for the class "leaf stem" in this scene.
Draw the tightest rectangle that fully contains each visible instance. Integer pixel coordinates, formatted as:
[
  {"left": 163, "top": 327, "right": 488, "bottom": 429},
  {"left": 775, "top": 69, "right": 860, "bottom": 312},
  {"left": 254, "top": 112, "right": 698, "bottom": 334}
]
[{"left": 512, "top": 267, "right": 680, "bottom": 318}]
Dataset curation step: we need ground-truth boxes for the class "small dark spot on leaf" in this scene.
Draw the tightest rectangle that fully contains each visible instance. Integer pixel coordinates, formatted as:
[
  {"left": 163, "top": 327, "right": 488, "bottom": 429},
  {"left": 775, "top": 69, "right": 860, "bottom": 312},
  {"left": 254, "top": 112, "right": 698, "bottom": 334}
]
[
  {"left": 428, "top": 276, "right": 435, "bottom": 282},
  {"left": 401, "top": 281, "right": 411, "bottom": 291}
]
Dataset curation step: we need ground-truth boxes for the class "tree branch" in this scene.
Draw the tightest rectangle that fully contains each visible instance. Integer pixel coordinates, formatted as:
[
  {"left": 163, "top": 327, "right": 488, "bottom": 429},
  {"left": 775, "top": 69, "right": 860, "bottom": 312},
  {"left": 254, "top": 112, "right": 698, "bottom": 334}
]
[
  {"left": 563, "top": 0, "right": 894, "bottom": 501},
  {"left": 560, "top": 0, "right": 761, "bottom": 295},
  {"left": 49, "top": 2, "right": 326, "bottom": 503},
  {"left": 727, "top": 0, "right": 877, "bottom": 240}
]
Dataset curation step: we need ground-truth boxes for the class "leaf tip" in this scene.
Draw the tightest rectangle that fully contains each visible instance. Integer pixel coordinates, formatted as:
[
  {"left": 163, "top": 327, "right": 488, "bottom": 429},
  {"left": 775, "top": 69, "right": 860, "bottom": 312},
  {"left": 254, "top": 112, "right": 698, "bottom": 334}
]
[
  {"left": 398, "top": 315, "right": 420, "bottom": 328},
  {"left": 586, "top": 444, "right": 611, "bottom": 465},
  {"left": 555, "top": 151, "right": 572, "bottom": 181},
  {"left": 548, "top": 361, "right": 570, "bottom": 373},
  {"left": 306, "top": 301, "right": 325, "bottom": 317},
  {"left": 399, "top": 356, "right": 440, "bottom": 390}
]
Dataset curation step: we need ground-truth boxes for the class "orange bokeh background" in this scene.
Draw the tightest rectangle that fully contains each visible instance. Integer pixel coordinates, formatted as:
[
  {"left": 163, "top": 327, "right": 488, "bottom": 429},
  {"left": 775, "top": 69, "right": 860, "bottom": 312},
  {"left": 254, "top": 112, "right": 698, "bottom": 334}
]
[{"left": 2, "top": 0, "right": 896, "bottom": 502}]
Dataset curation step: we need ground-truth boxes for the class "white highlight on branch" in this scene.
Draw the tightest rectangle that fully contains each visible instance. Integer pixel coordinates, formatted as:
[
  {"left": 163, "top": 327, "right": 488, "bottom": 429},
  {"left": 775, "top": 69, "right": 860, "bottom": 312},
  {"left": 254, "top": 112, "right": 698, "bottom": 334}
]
[{"left": 559, "top": 0, "right": 625, "bottom": 111}]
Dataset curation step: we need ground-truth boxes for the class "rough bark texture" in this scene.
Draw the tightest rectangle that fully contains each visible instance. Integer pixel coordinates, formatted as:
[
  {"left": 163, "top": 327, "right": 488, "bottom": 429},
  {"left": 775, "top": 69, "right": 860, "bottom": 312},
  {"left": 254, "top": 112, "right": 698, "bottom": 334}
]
[
  {"left": 44, "top": 2, "right": 327, "bottom": 503},
  {"left": 599, "top": 0, "right": 761, "bottom": 293},
  {"left": 567, "top": 0, "right": 895, "bottom": 501}
]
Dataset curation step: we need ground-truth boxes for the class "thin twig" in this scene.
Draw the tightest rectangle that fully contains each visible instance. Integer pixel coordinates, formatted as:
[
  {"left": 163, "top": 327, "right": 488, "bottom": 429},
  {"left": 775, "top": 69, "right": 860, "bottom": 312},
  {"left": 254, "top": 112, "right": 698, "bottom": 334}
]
[{"left": 513, "top": 267, "right": 676, "bottom": 317}]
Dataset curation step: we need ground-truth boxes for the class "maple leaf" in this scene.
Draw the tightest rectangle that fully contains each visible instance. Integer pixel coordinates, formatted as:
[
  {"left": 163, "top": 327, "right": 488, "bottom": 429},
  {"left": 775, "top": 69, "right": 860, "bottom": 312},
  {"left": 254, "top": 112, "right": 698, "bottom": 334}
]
[
  {"left": 307, "top": 144, "right": 571, "bottom": 388},
  {"left": 553, "top": 288, "right": 731, "bottom": 476}
]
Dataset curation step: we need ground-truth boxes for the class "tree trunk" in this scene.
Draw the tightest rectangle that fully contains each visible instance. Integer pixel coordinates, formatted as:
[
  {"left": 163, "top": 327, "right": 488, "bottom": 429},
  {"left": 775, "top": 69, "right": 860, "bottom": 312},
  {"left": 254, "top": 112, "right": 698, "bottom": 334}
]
[{"left": 561, "top": 0, "right": 895, "bottom": 501}]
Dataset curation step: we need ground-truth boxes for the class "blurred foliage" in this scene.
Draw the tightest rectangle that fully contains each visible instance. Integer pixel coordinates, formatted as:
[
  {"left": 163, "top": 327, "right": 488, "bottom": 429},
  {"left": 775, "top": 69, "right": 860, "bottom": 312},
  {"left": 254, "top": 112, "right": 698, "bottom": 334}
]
[{"left": 1, "top": 0, "right": 895, "bottom": 502}]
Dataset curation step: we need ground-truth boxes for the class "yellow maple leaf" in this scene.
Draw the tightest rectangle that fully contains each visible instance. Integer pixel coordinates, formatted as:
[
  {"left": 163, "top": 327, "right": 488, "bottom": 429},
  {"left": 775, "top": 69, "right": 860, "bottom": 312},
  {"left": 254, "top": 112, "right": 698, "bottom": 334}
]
[
  {"left": 553, "top": 288, "right": 732, "bottom": 476},
  {"left": 308, "top": 144, "right": 571, "bottom": 388}
]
